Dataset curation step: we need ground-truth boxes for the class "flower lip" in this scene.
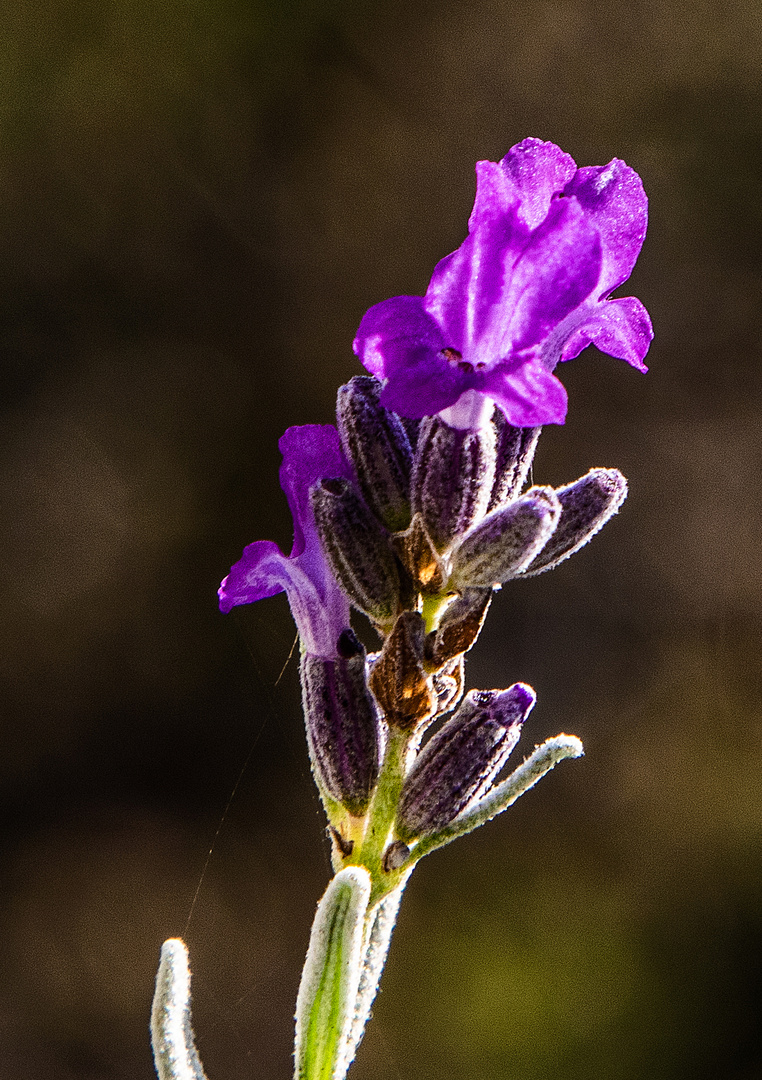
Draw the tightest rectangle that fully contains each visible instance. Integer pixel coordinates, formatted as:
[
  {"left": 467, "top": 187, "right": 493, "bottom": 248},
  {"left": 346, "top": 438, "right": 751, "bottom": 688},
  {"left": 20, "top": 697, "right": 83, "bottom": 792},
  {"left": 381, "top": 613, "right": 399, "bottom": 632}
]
[
  {"left": 353, "top": 137, "right": 652, "bottom": 429},
  {"left": 218, "top": 424, "right": 353, "bottom": 658}
]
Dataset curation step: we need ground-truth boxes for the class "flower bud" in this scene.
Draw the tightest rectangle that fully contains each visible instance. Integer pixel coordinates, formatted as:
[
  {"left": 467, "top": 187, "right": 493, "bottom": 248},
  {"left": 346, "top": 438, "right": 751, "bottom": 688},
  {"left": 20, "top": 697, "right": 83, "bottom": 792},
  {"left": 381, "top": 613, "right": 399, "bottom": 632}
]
[
  {"left": 449, "top": 487, "right": 561, "bottom": 588},
  {"left": 396, "top": 684, "right": 535, "bottom": 841},
  {"left": 301, "top": 631, "right": 383, "bottom": 816},
  {"left": 311, "top": 478, "right": 400, "bottom": 621},
  {"left": 337, "top": 376, "right": 414, "bottom": 532},
  {"left": 368, "top": 611, "right": 436, "bottom": 731},
  {"left": 488, "top": 414, "right": 541, "bottom": 512},
  {"left": 400, "top": 415, "right": 422, "bottom": 449},
  {"left": 411, "top": 415, "right": 496, "bottom": 551},
  {"left": 521, "top": 468, "right": 628, "bottom": 576}
]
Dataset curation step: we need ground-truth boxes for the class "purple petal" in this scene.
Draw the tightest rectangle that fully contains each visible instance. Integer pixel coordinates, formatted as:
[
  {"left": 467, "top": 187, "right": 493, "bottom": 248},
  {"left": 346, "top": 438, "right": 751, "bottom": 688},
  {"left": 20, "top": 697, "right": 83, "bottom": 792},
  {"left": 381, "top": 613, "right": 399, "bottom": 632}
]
[
  {"left": 377, "top": 340, "right": 473, "bottom": 417},
  {"left": 425, "top": 165, "right": 525, "bottom": 354},
  {"left": 278, "top": 425, "right": 353, "bottom": 559},
  {"left": 496, "top": 197, "right": 602, "bottom": 358},
  {"left": 478, "top": 359, "right": 568, "bottom": 426},
  {"left": 353, "top": 295, "right": 445, "bottom": 379},
  {"left": 563, "top": 159, "right": 648, "bottom": 294},
  {"left": 499, "top": 138, "right": 577, "bottom": 229},
  {"left": 218, "top": 537, "right": 351, "bottom": 658},
  {"left": 466, "top": 157, "right": 524, "bottom": 234},
  {"left": 560, "top": 295, "right": 653, "bottom": 371},
  {"left": 219, "top": 424, "right": 353, "bottom": 657},
  {"left": 218, "top": 539, "right": 290, "bottom": 613}
]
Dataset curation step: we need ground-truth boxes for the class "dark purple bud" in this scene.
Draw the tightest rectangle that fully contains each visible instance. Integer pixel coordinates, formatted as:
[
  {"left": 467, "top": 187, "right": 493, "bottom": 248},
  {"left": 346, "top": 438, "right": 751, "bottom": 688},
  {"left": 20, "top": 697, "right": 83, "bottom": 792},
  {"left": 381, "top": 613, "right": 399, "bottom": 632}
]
[
  {"left": 337, "top": 377, "right": 414, "bottom": 533},
  {"left": 368, "top": 611, "right": 436, "bottom": 731},
  {"left": 391, "top": 513, "right": 446, "bottom": 595},
  {"left": 521, "top": 468, "right": 628, "bottom": 576},
  {"left": 425, "top": 589, "right": 492, "bottom": 668},
  {"left": 301, "top": 645, "right": 383, "bottom": 817},
  {"left": 449, "top": 487, "right": 561, "bottom": 588},
  {"left": 399, "top": 415, "right": 422, "bottom": 450},
  {"left": 311, "top": 477, "right": 400, "bottom": 622},
  {"left": 488, "top": 413, "right": 541, "bottom": 512},
  {"left": 396, "top": 684, "right": 535, "bottom": 841},
  {"left": 411, "top": 416, "right": 496, "bottom": 551}
]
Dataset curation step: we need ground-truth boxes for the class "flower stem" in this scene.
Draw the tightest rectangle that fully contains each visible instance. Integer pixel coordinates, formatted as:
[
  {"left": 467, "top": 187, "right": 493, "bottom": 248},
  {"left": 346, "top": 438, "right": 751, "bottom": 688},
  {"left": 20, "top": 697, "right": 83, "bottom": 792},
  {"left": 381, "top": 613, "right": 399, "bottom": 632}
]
[{"left": 347, "top": 727, "right": 412, "bottom": 904}]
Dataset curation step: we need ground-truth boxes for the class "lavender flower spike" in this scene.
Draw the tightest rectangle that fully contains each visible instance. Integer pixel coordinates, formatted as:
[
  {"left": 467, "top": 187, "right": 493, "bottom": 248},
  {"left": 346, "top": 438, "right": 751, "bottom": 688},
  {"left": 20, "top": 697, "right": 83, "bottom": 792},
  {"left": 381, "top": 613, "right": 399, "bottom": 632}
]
[
  {"left": 354, "top": 138, "right": 652, "bottom": 429},
  {"left": 218, "top": 425, "right": 352, "bottom": 659}
]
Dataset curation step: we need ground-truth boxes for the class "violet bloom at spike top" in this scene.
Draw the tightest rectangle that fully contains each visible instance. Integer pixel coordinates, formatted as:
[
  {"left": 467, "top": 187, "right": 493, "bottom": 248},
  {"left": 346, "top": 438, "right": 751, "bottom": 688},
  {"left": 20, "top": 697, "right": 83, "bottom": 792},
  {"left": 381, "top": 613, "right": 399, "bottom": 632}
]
[
  {"left": 218, "top": 425, "right": 353, "bottom": 659},
  {"left": 353, "top": 138, "right": 653, "bottom": 429}
]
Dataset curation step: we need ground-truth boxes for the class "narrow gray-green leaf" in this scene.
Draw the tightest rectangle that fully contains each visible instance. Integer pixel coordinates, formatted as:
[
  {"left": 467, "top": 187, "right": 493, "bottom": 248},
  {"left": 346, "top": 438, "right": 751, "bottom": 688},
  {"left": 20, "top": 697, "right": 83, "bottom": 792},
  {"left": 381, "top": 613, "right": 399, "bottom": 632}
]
[
  {"left": 294, "top": 867, "right": 372, "bottom": 1080},
  {"left": 151, "top": 938, "right": 209, "bottom": 1080},
  {"left": 344, "top": 881, "right": 407, "bottom": 1065}
]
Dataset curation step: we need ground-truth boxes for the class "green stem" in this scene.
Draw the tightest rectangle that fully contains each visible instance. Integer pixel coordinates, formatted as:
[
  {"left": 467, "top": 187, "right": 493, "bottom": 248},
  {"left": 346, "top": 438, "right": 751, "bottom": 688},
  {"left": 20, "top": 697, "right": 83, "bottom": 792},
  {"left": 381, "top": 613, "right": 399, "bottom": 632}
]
[
  {"left": 347, "top": 727, "right": 412, "bottom": 905},
  {"left": 420, "top": 590, "right": 452, "bottom": 633}
]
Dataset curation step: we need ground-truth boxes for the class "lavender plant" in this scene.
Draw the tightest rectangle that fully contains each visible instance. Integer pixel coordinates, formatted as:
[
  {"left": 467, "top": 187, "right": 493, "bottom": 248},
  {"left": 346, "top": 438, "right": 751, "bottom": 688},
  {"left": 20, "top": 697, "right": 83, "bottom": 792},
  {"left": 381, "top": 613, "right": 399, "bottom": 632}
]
[{"left": 151, "top": 138, "right": 652, "bottom": 1080}]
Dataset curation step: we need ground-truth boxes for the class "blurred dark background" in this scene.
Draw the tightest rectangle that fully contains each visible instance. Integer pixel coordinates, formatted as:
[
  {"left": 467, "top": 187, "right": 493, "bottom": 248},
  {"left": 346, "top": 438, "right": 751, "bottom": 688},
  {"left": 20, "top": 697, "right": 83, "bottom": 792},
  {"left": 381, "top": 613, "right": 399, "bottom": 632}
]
[{"left": 1, "top": 1, "right": 761, "bottom": 1077}]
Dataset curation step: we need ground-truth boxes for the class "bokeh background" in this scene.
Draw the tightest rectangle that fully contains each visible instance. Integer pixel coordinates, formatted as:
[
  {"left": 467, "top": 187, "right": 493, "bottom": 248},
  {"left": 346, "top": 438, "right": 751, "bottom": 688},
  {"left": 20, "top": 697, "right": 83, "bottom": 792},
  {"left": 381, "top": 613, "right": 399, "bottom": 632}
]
[{"left": 1, "top": 1, "right": 761, "bottom": 1077}]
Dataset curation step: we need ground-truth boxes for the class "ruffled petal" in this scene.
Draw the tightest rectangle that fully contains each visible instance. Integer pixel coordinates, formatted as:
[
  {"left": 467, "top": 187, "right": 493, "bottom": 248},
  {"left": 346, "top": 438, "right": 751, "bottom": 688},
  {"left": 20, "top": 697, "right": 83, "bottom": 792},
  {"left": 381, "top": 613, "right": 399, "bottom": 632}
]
[
  {"left": 496, "top": 197, "right": 602, "bottom": 358},
  {"left": 499, "top": 138, "right": 577, "bottom": 229},
  {"left": 218, "top": 539, "right": 351, "bottom": 657},
  {"left": 477, "top": 359, "right": 568, "bottom": 426},
  {"left": 563, "top": 159, "right": 648, "bottom": 295},
  {"left": 351, "top": 142, "right": 651, "bottom": 431},
  {"left": 353, "top": 295, "right": 445, "bottom": 378},
  {"left": 220, "top": 425, "right": 353, "bottom": 657},
  {"left": 560, "top": 295, "right": 653, "bottom": 371},
  {"left": 425, "top": 161, "right": 526, "bottom": 353},
  {"left": 218, "top": 539, "right": 291, "bottom": 613}
]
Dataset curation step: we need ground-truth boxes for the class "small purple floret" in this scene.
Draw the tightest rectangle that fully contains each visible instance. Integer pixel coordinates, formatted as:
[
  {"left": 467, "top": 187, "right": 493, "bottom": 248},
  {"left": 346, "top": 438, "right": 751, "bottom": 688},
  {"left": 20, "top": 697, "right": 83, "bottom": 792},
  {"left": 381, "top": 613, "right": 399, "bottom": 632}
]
[
  {"left": 218, "top": 425, "right": 353, "bottom": 658},
  {"left": 353, "top": 138, "right": 652, "bottom": 428}
]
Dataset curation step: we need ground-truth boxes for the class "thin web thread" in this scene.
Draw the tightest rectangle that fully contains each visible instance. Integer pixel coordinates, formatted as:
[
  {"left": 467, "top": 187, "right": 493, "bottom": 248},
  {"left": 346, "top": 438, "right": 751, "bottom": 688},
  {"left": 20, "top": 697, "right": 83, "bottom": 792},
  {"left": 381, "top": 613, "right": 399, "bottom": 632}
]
[{"left": 184, "top": 627, "right": 298, "bottom": 935}]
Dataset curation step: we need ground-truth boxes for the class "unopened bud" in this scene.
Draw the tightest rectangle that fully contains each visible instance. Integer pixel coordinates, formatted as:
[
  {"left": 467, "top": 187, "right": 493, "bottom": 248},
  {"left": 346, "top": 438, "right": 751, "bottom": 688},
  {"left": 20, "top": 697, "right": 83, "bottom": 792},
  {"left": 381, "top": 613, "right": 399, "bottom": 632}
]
[
  {"left": 488, "top": 413, "right": 541, "bottom": 512},
  {"left": 400, "top": 415, "right": 422, "bottom": 449},
  {"left": 311, "top": 477, "right": 400, "bottom": 621},
  {"left": 368, "top": 612, "right": 436, "bottom": 730},
  {"left": 522, "top": 468, "right": 628, "bottom": 576},
  {"left": 449, "top": 487, "right": 561, "bottom": 588},
  {"left": 425, "top": 589, "right": 492, "bottom": 668},
  {"left": 396, "top": 684, "right": 535, "bottom": 841},
  {"left": 337, "top": 377, "right": 414, "bottom": 532},
  {"left": 411, "top": 416, "right": 496, "bottom": 551},
  {"left": 301, "top": 637, "right": 383, "bottom": 816}
]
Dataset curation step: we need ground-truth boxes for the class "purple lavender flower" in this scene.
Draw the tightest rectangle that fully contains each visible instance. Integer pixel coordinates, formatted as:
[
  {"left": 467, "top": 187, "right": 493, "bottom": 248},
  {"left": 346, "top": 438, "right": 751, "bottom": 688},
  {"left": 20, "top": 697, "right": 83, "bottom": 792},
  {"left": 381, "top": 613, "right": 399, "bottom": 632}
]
[
  {"left": 353, "top": 138, "right": 652, "bottom": 429},
  {"left": 218, "top": 425, "right": 353, "bottom": 659}
]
